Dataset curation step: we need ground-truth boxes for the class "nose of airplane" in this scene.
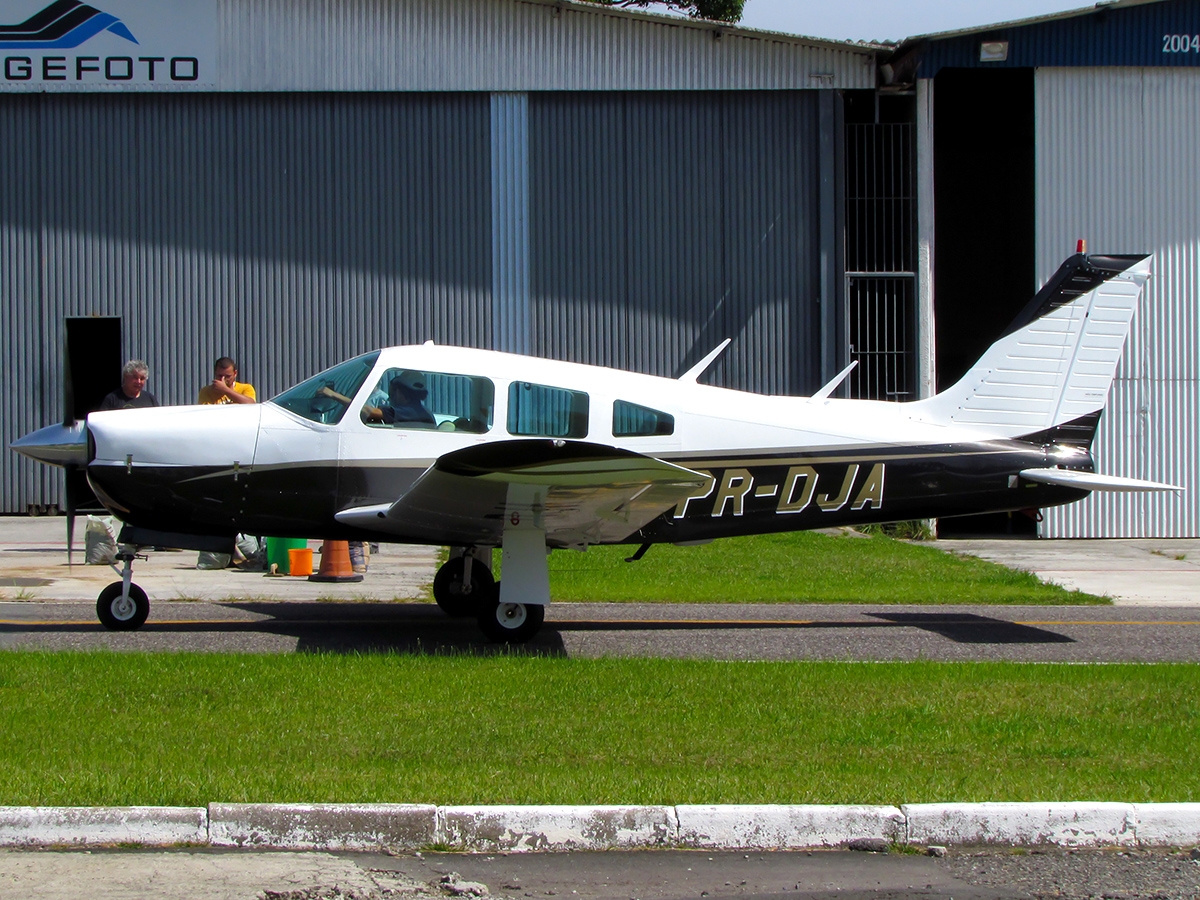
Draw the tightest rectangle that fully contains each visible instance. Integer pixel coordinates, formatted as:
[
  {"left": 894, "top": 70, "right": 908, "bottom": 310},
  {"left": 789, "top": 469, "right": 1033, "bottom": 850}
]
[
  {"left": 87, "top": 404, "right": 262, "bottom": 469},
  {"left": 10, "top": 421, "right": 89, "bottom": 467}
]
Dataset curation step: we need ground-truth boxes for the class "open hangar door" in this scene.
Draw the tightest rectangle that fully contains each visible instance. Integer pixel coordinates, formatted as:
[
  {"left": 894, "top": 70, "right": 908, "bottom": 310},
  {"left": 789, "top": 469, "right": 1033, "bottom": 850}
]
[{"left": 930, "top": 68, "right": 1038, "bottom": 536}]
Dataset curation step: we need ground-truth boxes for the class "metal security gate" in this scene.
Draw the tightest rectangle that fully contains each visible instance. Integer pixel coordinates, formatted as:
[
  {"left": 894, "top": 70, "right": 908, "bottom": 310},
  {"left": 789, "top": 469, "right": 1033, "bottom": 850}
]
[{"left": 844, "top": 122, "right": 916, "bottom": 400}]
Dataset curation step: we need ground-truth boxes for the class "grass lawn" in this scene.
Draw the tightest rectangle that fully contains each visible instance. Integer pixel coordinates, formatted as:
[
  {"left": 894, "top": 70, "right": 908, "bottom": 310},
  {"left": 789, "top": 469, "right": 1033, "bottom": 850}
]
[
  {"left": 1, "top": 652, "right": 1195, "bottom": 806},
  {"left": 536, "top": 531, "right": 1104, "bottom": 604}
]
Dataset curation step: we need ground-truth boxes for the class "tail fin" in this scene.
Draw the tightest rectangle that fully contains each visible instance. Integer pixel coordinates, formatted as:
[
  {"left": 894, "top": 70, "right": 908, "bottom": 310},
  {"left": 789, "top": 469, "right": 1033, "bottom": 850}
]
[{"left": 915, "top": 253, "right": 1152, "bottom": 438}]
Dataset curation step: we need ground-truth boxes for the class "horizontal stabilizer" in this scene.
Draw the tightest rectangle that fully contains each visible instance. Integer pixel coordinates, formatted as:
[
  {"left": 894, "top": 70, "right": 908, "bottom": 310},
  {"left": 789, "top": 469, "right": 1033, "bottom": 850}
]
[{"left": 1019, "top": 468, "right": 1183, "bottom": 492}]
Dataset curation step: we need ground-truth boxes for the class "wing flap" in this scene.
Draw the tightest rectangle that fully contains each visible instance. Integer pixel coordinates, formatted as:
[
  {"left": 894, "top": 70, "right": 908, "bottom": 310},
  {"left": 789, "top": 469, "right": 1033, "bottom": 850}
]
[
  {"left": 1020, "top": 468, "right": 1183, "bottom": 492},
  {"left": 336, "top": 440, "right": 712, "bottom": 546}
]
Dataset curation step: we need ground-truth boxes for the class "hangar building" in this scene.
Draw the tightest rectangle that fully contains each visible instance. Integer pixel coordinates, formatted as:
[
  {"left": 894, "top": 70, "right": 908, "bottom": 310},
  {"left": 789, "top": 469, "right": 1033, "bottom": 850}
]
[
  {"left": 890, "top": 0, "right": 1200, "bottom": 537},
  {"left": 0, "top": 0, "right": 889, "bottom": 514},
  {"left": 5, "top": 0, "right": 1195, "bottom": 540}
]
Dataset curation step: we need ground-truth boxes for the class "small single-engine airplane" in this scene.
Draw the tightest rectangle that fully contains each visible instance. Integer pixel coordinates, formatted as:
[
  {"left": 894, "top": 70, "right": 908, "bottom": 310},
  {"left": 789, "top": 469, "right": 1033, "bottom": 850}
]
[{"left": 11, "top": 251, "right": 1181, "bottom": 642}]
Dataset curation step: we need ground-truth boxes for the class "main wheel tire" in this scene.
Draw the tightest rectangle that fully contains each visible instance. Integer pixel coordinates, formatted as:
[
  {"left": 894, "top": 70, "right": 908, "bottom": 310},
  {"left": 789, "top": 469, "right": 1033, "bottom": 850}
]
[
  {"left": 96, "top": 581, "right": 150, "bottom": 631},
  {"left": 433, "top": 556, "right": 495, "bottom": 618},
  {"left": 477, "top": 584, "right": 545, "bottom": 644}
]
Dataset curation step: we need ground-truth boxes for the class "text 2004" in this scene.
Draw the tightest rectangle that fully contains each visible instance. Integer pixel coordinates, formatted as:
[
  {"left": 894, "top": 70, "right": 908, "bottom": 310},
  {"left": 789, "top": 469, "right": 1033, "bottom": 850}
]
[{"left": 1162, "top": 34, "right": 1200, "bottom": 53}]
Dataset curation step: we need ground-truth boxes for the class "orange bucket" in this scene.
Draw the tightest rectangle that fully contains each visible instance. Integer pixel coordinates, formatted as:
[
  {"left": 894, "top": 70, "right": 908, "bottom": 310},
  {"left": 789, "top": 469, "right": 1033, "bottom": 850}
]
[{"left": 287, "top": 547, "right": 314, "bottom": 577}]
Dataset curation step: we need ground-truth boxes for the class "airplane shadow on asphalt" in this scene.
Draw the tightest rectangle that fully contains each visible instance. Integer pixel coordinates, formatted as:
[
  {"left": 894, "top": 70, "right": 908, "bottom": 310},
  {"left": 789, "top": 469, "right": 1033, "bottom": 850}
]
[
  {"left": 865, "top": 612, "right": 1075, "bottom": 644},
  {"left": 224, "top": 604, "right": 1075, "bottom": 654},
  {"left": 226, "top": 602, "right": 572, "bottom": 656},
  {"left": 0, "top": 604, "right": 1074, "bottom": 656}
]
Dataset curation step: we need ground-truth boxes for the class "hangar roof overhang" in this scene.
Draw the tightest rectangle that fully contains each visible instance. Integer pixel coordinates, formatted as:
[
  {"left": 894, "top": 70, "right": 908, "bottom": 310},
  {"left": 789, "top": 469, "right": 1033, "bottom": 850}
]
[
  {"left": 225, "top": 0, "right": 882, "bottom": 93},
  {"left": 883, "top": 0, "right": 1196, "bottom": 84}
]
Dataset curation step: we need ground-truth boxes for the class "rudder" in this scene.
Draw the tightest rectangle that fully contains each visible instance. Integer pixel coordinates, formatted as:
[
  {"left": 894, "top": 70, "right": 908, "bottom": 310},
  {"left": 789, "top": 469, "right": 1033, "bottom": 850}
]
[{"left": 914, "top": 253, "right": 1151, "bottom": 438}]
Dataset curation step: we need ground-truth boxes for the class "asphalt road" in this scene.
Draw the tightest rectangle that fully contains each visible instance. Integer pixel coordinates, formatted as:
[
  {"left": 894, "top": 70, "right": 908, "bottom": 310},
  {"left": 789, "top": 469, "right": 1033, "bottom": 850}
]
[
  {"left": 4, "top": 598, "right": 1200, "bottom": 660},
  {"left": 4, "top": 847, "right": 1200, "bottom": 900},
  {"left": 5, "top": 517, "right": 1200, "bottom": 660}
]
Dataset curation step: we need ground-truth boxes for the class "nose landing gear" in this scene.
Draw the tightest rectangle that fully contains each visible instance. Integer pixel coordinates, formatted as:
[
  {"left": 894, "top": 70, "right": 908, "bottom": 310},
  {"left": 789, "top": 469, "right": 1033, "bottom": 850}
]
[{"left": 96, "top": 545, "right": 149, "bottom": 630}]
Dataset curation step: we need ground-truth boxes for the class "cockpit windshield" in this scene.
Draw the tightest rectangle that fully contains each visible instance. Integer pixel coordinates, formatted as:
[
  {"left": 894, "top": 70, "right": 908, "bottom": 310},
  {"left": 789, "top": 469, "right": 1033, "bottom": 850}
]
[{"left": 270, "top": 351, "right": 381, "bottom": 424}]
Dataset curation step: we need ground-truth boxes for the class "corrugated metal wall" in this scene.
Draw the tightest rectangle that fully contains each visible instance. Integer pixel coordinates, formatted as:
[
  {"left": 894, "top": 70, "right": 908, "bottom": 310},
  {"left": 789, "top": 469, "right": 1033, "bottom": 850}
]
[
  {"left": 528, "top": 91, "right": 821, "bottom": 395},
  {"left": 0, "top": 97, "right": 51, "bottom": 510},
  {"left": 1037, "top": 66, "right": 1200, "bottom": 537},
  {"left": 0, "top": 92, "right": 492, "bottom": 511},
  {"left": 214, "top": 0, "right": 875, "bottom": 93}
]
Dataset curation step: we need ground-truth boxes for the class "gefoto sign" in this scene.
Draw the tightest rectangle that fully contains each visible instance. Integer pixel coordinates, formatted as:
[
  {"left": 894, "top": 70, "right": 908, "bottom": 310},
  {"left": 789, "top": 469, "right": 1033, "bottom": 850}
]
[{"left": 0, "top": 0, "right": 214, "bottom": 88}]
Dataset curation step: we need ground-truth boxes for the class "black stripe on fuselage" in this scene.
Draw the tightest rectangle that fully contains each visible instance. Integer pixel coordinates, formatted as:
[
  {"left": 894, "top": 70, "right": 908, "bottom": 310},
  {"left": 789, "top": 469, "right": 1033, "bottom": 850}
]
[{"left": 86, "top": 438, "right": 1087, "bottom": 546}]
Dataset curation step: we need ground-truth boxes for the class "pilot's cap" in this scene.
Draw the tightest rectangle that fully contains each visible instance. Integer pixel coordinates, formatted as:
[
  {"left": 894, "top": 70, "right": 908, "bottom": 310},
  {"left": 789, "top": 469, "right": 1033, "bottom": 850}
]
[{"left": 391, "top": 370, "right": 427, "bottom": 397}]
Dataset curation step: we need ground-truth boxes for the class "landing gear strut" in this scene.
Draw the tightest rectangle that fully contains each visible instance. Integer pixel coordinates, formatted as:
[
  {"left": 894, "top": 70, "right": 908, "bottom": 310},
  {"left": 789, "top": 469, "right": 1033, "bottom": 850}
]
[
  {"left": 432, "top": 548, "right": 494, "bottom": 618},
  {"left": 475, "top": 523, "right": 550, "bottom": 644},
  {"left": 96, "top": 545, "right": 149, "bottom": 630}
]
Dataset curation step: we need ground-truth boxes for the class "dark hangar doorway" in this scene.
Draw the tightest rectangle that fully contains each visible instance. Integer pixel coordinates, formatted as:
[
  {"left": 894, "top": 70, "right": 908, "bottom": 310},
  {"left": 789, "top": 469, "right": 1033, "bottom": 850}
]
[{"left": 933, "top": 67, "right": 1036, "bottom": 535}]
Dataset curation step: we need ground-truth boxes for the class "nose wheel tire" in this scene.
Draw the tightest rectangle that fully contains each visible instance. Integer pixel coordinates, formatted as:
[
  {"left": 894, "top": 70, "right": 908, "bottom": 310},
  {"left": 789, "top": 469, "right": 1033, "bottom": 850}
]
[
  {"left": 433, "top": 556, "right": 495, "bottom": 618},
  {"left": 97, "top": 581, "right": 150, "bottom": 631},
  {"left": 477, "top": 583, "right": 545, "bottom": 644}
]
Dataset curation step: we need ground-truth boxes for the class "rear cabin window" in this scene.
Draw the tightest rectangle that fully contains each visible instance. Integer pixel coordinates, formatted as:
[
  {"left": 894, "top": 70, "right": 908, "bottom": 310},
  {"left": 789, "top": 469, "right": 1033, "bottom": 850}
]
[
  {"left": 271, "top": 351, "right": 380, "bottom": 425},
  {"left": 361, "top": 368, "right": 494, "bottom": 433},
  {"left": 613, "top": 400, "right": 674, "bottom": 437},
  {"left": 507, "top": 382, "right": 589, "bottom": 438}
]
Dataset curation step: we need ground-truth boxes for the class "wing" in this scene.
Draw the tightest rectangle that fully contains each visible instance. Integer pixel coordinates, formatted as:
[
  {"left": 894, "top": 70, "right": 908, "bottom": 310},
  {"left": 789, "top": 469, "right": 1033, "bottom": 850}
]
[{"left": 335, "top": 440, "right": 712, "bottom": 547}]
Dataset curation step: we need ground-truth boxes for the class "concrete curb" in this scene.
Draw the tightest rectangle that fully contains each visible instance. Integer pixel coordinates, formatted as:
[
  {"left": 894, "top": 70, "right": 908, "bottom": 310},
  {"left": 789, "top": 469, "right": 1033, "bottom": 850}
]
[
  {"left": 676, "top": 805, "right": 904, "bottom": 850},
  {"left": 0, "top": 804, "right": 1197, "bottom": 850},
  {"left": 439, "top": 806, "right": 676, "bottom": 851},
  {"left": 0, "top": 806, "right": 207, "bottom": 847},
  {"left": 903, "top": 803, "right": 1137, "bottom": 848},
  {"left": 209, "top": 803, "right": 437, "bottom": 850},
  {"left": 1133, "top": 804, "right": 1200, "bottom": 847}
]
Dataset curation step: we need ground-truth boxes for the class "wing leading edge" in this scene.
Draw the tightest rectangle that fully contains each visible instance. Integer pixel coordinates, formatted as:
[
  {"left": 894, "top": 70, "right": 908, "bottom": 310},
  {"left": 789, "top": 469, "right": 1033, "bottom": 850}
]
[{"left": 335, "top": 440, "right": 712, "bottom": 547}]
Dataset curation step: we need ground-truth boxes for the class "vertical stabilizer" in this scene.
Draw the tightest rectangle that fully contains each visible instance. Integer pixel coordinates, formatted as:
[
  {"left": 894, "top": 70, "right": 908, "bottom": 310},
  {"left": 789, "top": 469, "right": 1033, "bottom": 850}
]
[{"left": 914, "top": 253, "right": 1151, "bottom": 437}]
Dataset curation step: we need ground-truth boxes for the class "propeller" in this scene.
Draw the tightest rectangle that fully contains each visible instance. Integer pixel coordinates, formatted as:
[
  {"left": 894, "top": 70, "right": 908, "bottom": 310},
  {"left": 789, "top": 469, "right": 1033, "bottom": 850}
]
[{"left": 62, "top": 335, "right": 79, "bottom": 566}]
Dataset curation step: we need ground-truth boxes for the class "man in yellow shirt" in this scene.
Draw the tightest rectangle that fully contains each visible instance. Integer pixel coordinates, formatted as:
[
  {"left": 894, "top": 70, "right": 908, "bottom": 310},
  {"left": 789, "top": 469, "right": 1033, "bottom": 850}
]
[{"left": 197, "top": 357, "right": 256, "bottom": 405}]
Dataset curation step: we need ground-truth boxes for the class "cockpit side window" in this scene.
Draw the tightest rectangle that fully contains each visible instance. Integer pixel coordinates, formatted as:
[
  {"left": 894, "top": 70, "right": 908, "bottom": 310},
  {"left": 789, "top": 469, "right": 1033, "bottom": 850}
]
[
  {"left": 507, "top": 382, "right": 589, "bottom": 438},
  {"left": 270, "top": 351, "right": 380, "bottom": 425},
  {"left": 613, "top": 400, "right": 674, "bottom": 437},
  {"left": 361, "top": 368, "right": 494, "bottom": 433}
]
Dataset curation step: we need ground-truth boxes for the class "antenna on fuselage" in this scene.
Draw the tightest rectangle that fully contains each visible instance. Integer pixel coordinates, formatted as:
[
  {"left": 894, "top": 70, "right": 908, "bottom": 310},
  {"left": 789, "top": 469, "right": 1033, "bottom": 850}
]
[
  {"left": 678, "top": 339, "right": 732, "bottom": 384},
  {"left": 809, "top": 361, "right": 858, "bottom": 401}
]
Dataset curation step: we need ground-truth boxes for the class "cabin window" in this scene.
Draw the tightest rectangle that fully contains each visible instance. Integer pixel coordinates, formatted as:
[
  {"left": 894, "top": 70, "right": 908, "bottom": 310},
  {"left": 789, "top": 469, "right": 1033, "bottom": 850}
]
[
  {"left": 361, "top": 368, "right": 494, "bottom": 432},
  {"left": 270, "top": 351, "right": 380, "bottom": 425},
  {"left": 507, "top": 382, "right": 589, "bottom": 438},
  {"left": 613, "top": 400, "right": 674, "bottom": 437}
]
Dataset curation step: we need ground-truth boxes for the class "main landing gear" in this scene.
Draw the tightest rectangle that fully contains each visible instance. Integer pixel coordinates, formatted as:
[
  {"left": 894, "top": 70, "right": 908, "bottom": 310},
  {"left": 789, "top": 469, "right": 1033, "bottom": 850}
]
[
  {"left": 96, "top": 545, "right": 150, "bottom": 630},
  {"left": 433, "top": 543, "right": 548, "bottom": 644},
  {"left": 432, "top": 549, "right": 494, "bottom": 618}
]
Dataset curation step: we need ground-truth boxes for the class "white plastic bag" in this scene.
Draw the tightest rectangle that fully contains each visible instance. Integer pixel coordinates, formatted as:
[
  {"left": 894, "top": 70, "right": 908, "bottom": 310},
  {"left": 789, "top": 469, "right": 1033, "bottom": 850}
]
[
  {"left": 84, "top": 515, "right": 117, "bottom": 565},
  {"left": 196, "top": 551, "right": 231, "bottom": 570}
]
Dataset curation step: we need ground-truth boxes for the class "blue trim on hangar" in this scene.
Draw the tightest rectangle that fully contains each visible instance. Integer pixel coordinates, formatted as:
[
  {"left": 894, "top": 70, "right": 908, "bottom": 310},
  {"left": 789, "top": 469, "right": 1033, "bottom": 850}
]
[{"left": 894, "top": 0, "right": 1200, "bottom": 78}]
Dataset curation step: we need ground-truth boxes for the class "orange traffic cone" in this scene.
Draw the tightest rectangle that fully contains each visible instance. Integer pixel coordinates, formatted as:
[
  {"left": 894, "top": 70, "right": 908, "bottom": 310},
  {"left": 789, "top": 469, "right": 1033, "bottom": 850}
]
[{"left": 308, "top": 540, "right": 364, "bottom": 583}]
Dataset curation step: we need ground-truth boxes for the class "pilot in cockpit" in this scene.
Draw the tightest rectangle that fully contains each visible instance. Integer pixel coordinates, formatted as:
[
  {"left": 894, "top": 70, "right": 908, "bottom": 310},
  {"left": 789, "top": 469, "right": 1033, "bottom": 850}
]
[{"left": 362, "top": 370, "right": 436, "bottom": 426}]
